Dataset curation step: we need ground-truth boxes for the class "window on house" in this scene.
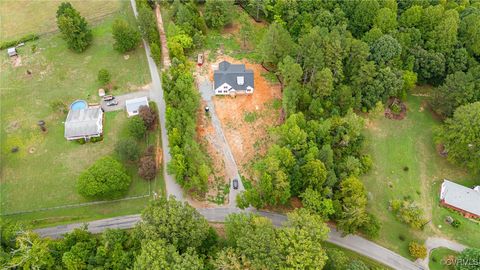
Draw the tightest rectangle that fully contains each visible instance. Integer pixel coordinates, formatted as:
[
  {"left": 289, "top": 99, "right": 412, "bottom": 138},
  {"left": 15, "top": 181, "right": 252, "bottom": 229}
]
[{"left": 237, "top": 76, "right": 244, "bottom": 85}]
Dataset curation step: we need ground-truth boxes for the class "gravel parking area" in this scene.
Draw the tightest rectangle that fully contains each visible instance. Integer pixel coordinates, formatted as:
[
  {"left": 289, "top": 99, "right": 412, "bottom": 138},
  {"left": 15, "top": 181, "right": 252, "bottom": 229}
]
[{"left": 101, "top": 90, "right": 150, "bottom": 112}]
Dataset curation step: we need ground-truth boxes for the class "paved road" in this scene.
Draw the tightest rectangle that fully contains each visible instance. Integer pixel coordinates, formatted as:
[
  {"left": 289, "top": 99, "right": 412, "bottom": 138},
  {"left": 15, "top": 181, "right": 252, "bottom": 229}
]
[
  {"left": 197, "top": 76, "right": 245, "bottom": 207},
  {"left": 34, "top": 207, "right": 423, "bottom": 270},
  {"left": 130, "top": 0, "right": 183, "bottom": 201},
  {"left": 419, "top": 237, "right": 468, "bottom": 269}
]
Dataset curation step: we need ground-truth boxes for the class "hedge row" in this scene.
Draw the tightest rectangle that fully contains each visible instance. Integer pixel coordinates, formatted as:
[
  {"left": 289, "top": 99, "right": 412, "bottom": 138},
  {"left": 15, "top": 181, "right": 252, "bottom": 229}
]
[{"left": 0, "top": 34, "right": 39, "bottom": 50}]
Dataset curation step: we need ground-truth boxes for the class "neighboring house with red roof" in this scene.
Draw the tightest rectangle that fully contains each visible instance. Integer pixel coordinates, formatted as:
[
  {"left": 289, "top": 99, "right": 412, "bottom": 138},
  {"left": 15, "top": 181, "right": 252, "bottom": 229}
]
[{"left": 440, "top": 179, "right": 480, "bottom": 219}]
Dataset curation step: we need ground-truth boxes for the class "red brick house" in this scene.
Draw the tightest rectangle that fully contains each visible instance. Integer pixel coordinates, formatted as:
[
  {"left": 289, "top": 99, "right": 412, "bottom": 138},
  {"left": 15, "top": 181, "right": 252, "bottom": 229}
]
[{"left": 440, "top": 179, "right": 480, "bottom": 219}]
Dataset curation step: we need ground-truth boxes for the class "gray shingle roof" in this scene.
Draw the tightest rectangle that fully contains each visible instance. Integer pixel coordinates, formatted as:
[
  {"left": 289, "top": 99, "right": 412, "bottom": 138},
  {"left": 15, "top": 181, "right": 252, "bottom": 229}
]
[
  {"left": 64, "top": 107, "right": 102, "bottom": 139},
  {"left": 214, "top": 61, "right": 254, "bottom": 90},
  {"left": 125, "top": 96, "right": 148, "bottom": 114},
  {"left": 440, "top": 179, "right": 480, "bottom": 216}
]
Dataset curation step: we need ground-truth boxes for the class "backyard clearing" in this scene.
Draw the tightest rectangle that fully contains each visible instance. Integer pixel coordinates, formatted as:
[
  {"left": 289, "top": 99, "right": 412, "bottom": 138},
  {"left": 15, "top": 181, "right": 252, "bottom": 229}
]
[
  {"left": 0, "top": 0, "right": 122, "bottom": 40},
  {"left": 205, "top": 56, "right": 282, "bottom": 179},
  {"left": 361, "top": 92, "right": 479, "bottom": 258},
  {"left": 0, "top": 3, "right": 161, "bottom": 226}
]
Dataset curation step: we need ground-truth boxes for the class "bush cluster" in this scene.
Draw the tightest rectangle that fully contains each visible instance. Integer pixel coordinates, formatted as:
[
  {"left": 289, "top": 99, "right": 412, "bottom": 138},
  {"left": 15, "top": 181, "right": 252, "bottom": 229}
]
[{"left": 0, "top": 34, "right": 39, "bottom": 50}]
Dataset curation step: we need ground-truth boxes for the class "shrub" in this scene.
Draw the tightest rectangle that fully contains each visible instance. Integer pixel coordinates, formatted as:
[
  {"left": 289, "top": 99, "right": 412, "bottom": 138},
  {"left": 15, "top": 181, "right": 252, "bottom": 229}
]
[
  {"left": 456, "top": 248, "right": 480, "bottom": 270},
  {"left": 391, "top": 103, "right": 401, "bottom": 114},
  {"left": 77, "top": 156, "right": 131, "bottom": 198},
  {"left": 451, "top": 219, "right": 461, "bottom": 228},
  {"left": 409, "top": 241, "right": 427, "bottom": 259},
  {"left": 90, "top": 135, "right": 103, "bottom": 143},
  {"left": 0, "top": 33, "right": 39, "bottom": 50},
  {"left": 150, "top": 42, "right": 162, "bottom": 64},
  {"left": 98, "top": 69, "right": 111, "bottom": 86},
  {"left": 138, "top": 147, "right": 157, "bottom": 180},
  {"left": 360, "top": 213, "right": 381, "bottom": 239},
  {"left": 116, "top": 138, "right": 140, "bottom": 161},
  {"left": 112, "top": 18, "right": 141, "bottom": 53},
  {"left": 49, "top": 100, "right": 68, "bottom": 114},
  {"left": 398, "top": 234, "right": 406, "bottom": 241},
  {"left": 389, "top": 199, "right": 428, "bottom": 229},
  {"left": 244, "top": 112, "right": 258, "bottom": 123},
  {"left": 128, "top": 116, "right": 147, "bottom": 140},
  {"left": 139, "top": 105, "right": 157, "bottom": 130}
]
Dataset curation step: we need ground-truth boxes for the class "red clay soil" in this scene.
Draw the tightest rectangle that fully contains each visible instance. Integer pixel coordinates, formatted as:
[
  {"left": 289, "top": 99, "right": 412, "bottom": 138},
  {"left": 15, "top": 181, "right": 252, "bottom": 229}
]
[
  {"left": 196, "top": 100, "right": 227, "bottom": 190},
  {"left": 155, "top": 4, "right": 170, "bottom": 68},
  {"left": 210, "top": 56, "right": 282, "bottom": 178}
]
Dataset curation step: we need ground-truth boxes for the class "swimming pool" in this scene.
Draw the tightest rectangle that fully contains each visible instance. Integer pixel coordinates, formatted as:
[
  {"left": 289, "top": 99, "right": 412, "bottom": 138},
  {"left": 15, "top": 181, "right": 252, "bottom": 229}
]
[{"left": 70, "top": 100, "right": 88, "bottom": 111}]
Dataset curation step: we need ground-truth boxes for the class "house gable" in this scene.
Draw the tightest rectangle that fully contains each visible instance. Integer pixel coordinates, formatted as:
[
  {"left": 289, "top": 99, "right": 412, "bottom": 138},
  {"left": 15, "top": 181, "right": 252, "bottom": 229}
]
[{"left": 214, "top": 61, "right": 254, "bottom": 95}]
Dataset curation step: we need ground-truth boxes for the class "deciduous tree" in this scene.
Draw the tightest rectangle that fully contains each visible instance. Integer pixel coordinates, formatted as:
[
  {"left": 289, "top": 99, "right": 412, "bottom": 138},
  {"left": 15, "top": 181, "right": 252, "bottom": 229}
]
[
  {"left": 112, "top": 18, "right": 141, "bottom": 53},
  {"left": 56, "top": 2, "right": 92, "bottom": 52},
  {"left": 204, "top": 0, "right": 234, "bottom": 29},
  {"left": 137, "top": 197, "right": 210, "bottom": 253},
  {"left": 77, "top": 156, "right": 131, "bottom": 198},
  {"left": 437, "top": 102, "right": 480, "bottom": 174}
]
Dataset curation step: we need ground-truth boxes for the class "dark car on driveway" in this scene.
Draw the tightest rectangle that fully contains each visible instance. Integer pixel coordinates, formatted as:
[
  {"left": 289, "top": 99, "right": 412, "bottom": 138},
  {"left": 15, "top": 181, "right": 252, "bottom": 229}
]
[{"left": 232, "top": 178, "right": 239, "bottom": 190}]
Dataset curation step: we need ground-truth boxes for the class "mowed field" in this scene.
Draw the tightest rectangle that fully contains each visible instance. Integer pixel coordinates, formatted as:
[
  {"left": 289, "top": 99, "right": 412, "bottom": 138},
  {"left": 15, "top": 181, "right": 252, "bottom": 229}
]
[
  {"left": 0, "top": 0, "right": 122, "bottom": 40},
  {"left": 361, "top": 93, "right": 479, "bottom": 258},
  {"left": 0, "top": 1, "right": 161, "bottom": 225}
]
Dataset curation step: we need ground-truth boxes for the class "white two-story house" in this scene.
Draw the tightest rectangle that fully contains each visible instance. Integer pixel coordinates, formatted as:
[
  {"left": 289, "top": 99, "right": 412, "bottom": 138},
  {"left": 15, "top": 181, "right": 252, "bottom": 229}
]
[{"left": 213, "top": 61, "right": 254, "bottom": 96}]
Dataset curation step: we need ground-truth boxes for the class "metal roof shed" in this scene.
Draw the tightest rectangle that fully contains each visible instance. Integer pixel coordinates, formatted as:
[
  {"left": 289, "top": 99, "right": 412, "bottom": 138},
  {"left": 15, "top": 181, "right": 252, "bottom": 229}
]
[{"left": 125, "top": 96, "right": 149, "bottom": 117}]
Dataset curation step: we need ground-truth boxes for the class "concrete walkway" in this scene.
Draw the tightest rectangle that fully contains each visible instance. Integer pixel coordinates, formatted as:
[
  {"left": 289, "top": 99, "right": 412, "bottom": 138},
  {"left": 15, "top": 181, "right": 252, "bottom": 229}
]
[
  {"left": 34, "top": 208, "right": 423, "bottom": 270},
  {"left": 197, "top": 76, "right": 245, "bottom": 207},
  {"left": 130, "top": 0, "right": 183, "bottom": 201}
]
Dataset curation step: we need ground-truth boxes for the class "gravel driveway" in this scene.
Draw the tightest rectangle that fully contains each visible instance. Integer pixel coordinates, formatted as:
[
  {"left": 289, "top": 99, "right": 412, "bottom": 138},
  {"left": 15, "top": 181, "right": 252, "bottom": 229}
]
[
  {"left": 100, "top": 90, "right": 150, "bottom": 112},
  {"left": 197, "top": 76, "right": 245, "bottom": 207}
]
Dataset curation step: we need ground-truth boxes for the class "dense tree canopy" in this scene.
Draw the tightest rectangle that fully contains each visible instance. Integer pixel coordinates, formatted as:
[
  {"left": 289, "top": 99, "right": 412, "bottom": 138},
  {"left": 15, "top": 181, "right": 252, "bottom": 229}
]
[
  {"left": 137, "top": 196, "right": 211, "bottom": 253},
  {"left": 437, "top": 102, "right": 480, "bottom": 174},
  {"left": 204, "top": 0, "right": 234, "bottom": 29}
]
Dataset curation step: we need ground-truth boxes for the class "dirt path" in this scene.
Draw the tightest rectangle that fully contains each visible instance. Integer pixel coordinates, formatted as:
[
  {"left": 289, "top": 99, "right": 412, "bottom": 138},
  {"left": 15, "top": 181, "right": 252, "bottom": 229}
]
[
  {"left": 417, "top": 140, "right": 433, "bottom": 223},
  {"left": 155, "top": 4, "right": 171, "bottom": 69}
]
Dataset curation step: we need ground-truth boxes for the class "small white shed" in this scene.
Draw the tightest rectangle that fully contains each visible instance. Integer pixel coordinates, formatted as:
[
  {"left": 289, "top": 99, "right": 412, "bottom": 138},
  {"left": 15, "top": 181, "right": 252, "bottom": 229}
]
[
  {"left": 7, "top": 47, "right": 17, "bottom": 57},
  {"left": 125, "top": 96, "right": 149, "bottom": 117}
]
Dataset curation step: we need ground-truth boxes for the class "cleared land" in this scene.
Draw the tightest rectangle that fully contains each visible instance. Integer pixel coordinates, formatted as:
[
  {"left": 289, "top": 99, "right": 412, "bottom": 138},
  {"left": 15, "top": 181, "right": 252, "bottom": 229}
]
[
  {"left": 361, "top": 93, "right": 479, "bottom": 258},
  {"left": 208, "top": 56, "right": 282, "bottom": 180},
  {"left": 0, "top": 0, "right": 122, "bottom": 40},
  {"left": 0, "top": 2, "right": 161, "bottom": 225}
]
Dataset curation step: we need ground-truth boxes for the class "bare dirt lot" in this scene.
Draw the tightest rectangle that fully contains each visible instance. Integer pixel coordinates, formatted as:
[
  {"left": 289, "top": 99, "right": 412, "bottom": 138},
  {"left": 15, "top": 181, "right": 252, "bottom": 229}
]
[{"left": 207, "top": 56, "right": 282, "bottom": 179}]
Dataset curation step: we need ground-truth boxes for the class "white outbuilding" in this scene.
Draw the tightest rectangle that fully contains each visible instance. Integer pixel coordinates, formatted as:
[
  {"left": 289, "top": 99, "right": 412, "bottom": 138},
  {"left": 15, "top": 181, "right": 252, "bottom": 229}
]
[{"left": 125, "top": 96, "right": 149, "bottom": 117}]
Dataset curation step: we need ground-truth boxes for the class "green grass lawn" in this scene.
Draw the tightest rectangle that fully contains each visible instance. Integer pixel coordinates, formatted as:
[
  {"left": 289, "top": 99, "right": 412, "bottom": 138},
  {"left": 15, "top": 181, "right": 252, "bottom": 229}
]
[
  {"left": 361, "top": 92, "right": 479, "bottom": 258},
  {"left": 0, "top": 3, "right": 164, "bottom": 226},
  {"left": 429, "top": 248, "right": 458, "bottom": 270},
  {"left": 168, "top": 4, "right": 266, "bottom": 63},
  {"left": 322, "top": 242, "right": 392, "bottom": 270},
  {"left": 0, "top": 0, "right": 123, "bottom": 40}
]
